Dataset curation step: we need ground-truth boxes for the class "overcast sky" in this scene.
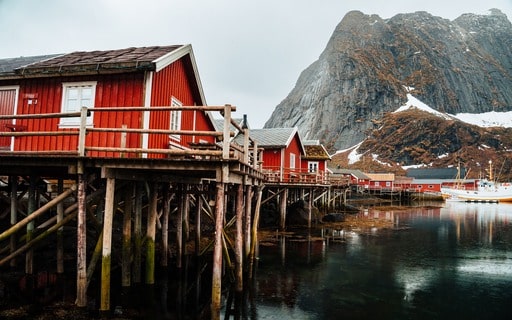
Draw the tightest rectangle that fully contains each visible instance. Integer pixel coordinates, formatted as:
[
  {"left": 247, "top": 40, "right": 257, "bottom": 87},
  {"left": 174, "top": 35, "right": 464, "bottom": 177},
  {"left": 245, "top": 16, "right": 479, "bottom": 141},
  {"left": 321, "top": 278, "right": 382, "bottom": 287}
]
[{"left": 1, "top": 0, "right": 511, "bottom": 128}]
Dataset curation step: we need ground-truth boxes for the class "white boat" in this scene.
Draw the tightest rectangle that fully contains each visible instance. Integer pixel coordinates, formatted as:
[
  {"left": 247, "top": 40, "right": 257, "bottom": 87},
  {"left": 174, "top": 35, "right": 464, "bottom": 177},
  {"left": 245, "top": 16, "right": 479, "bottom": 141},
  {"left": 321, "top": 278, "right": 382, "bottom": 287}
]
[
  {"left": 441, "top": 179, "right": 512, "bottom": 202},
  {"left": 441, "top": 160, "right": 512, "bottom": 203}
]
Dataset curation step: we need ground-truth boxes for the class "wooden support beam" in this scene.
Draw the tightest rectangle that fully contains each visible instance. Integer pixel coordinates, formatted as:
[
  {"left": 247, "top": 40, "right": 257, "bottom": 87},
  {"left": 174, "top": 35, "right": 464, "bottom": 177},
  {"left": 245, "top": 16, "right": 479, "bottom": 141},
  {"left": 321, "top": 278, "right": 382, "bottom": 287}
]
[
  {"left": 176, "top": 186, "right": 184, "bottom": 268},
  {"left": 145, "top": 182, "right": 158, "bottom": 285},
  {"left": 9, "top": 176, "right": 17, "bottom": 268},
  {"left": 56, "top": 179, "right": 64, "bottom": 274},
  {"left": 76, "top": 174, "right": 87, "bottom": 308},
  {"left": 122, "top": 183, "right": 134, "bottom": 287},
  {"left": 133, "top": 182, "right": 144, "bottom": 284},
  {"left": 161, "top": 185, "right": 170, "bottom": 267},
  {"left": 25, "top": 176, "right": 36, "bottom": 275},
  {"left": 235, "top": 184, "right": 244, "bottom": 292},
  {"left": 244, "top": 185, "right": 252, "bottom": 258},
  {"left": 100, "top": 177, "right": 116, "bottom": 312},
  {"left": 195, "top": 190, "right": 202, "bottom": 257},
  {"left": 279, "top": 188, "right": 288, "bottom": 231},
  {"left": 211, "top": 182, "right": 225, "bottom": 320}
]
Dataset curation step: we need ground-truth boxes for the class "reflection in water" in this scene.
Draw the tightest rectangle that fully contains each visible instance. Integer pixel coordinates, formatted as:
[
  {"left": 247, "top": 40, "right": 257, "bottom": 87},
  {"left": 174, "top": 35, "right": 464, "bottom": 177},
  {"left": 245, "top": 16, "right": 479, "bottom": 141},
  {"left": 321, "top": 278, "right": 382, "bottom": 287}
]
[{"left": 234, "top": 202, "right": 512, "bottom": 320}]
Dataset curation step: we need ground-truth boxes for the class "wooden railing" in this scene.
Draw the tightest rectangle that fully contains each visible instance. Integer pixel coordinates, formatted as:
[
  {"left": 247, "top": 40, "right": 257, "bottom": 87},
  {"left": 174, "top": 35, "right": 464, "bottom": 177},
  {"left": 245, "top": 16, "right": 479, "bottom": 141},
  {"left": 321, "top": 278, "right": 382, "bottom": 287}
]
[
  {"left": 263, "top": 166, "right": 331, "bottom": 184},
  {"left": 0, "top": 105, "right": 260, "bottom": 170}
]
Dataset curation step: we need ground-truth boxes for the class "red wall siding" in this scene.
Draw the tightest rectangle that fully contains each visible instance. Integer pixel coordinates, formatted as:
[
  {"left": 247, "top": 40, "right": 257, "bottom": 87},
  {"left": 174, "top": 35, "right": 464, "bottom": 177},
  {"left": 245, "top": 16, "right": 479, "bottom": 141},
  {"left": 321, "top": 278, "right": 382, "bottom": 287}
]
[
  {"left": 0, "top": 88, "right": 16, "bottom": 149},
  {"left": 284, "top": 133, "right": 302, "bottom": 169},
  {"left": 11, "top": 74, "right": 145, "bottom": 155},
  {"left": 149, "top": 58, "right": 213, "bottom": 157},
  {"left": 262, "top": 148, "right": 282, "bottom": 170}
]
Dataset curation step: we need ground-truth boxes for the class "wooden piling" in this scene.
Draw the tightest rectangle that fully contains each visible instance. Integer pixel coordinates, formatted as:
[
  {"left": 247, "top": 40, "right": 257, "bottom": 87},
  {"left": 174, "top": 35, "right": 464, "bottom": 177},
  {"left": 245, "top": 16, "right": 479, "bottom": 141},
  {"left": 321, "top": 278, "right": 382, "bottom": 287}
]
[
  {"left": 211, "top": 182, "right": 225, "bottom": 320},
  {"left": 145, "top": 182, "right": 158, "bottom": 285},
  {"left": 195, "top": 190, "right": 202, "bottom": 257},
  {"left": 26, "top": 176, "right": 36, "bottom": 275},
  {"left": 9, "top": 176, "right": 17, "bottom": 268},
  {"left": 57, "top": 179, "right": 64, "bottom": 274},
  {"left": 133, "top": 182, "right": 143, "bottom": 284},
  {"left": 161, "top": 185, "right": 170, "bottom": 267},
  {"left": 100, "top": 176, "right": 116, "bottom": 312},
  {"left": 244, "top": 185, "right": 252, "bottom": 258},
  {"left": 308, "top": 187, "right": 313, "bottom": 229},
  {"left": 279, "top": 188, "right": 288, "bottom": 230},
  {"left": 235, "top": 183, "right": 244, "bottom": 292},
  {"left": 122, "top": 183, "right": 133, "bottom": 287},
  {"left": 176, "top": 186, "right": 184, "bottom": 268},
  {"left": 76, "top": 174, "right": 88, "bottom": 308}
]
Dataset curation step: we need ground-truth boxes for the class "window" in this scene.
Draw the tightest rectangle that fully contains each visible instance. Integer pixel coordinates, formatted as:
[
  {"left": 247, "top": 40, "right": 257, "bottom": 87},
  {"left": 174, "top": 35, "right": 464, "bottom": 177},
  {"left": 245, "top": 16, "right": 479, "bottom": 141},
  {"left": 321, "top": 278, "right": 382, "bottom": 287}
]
[
  {"left": 289, "top": 153, "right": 296, "bottom": 169},
  {"left": 170, "top": 97, "right": 182, "bottom": 140},
  {"left": 308, "top": 161, "right": 319, "bottom": 173},
  {"left": 60, "top": 82, "right": 96, "bottom": 127}
]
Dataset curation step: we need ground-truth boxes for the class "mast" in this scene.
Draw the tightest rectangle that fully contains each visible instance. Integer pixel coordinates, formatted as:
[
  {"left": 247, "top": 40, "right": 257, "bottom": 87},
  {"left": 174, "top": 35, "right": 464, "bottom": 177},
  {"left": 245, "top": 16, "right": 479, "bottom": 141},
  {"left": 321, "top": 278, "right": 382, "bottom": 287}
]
[{"left": 489, "top": 160, "right": 493, "bottom": 181}]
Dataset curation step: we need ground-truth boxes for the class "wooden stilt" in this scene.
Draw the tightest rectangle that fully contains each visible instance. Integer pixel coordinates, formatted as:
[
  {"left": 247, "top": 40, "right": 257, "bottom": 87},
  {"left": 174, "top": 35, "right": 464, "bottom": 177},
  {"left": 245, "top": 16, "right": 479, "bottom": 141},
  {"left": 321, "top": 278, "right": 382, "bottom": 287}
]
[
  {"left": 211, "top": 182, "right": 225, "bottom": 320},
  {"left": 161, "top": 185, "right": 170, "bottom": 267},
  {"left": 100, "top": 176, "right": 116, "bottom": 312},
  {"left": 176, "top": 185, "right": 184, "bottom": 268},
  {"left": 235, "top": 183, "right": 244, "bottom": 292},
  {"left": 244, "top": 185, "right": 252, "bottom": 258},
  {"left": 145, "top": 182, "right": 158, "bottom": 285},
  {"left": 195, "top": 189, "right": 202, "bottom": 257},
  {"left": 57, "top": 179, "right": 64, "bottom": 274},
  {"left": 183, "top": 186, "right": 190, "bottom": 242},
  {"left": 279, "top": 188, "right": 288, "bottom": 230},
  {"left": 308, "top": 187, "right": 313, "bottom": 229},
  {"left": 77, "top": 173, "right": 88, "bottom": 308},
  {"left": 9, "top": 176, "right": 17, "bottom": 268},
  {"left": 26, "top": 176, "right": 36, "bottom": 275},
  {"left": 122, "top": 183, "right": 134, "bottom": 287},
  {"left": 133, "top": 181, "right": 143, "bottom": 284},
  {"left": 249, "top": 185, "right": 263, "bottom": 276}
]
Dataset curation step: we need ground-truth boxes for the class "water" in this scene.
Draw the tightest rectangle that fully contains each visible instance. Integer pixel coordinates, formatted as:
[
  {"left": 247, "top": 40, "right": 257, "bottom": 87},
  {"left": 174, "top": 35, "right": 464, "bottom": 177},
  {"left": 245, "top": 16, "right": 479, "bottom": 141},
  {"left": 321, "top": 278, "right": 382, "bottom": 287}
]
[
  {"left": 2, "top": 201, "right": 512, "bottom": 319},
  {"left": 232, "top": 201, "right": 512, "bottom": 320}
]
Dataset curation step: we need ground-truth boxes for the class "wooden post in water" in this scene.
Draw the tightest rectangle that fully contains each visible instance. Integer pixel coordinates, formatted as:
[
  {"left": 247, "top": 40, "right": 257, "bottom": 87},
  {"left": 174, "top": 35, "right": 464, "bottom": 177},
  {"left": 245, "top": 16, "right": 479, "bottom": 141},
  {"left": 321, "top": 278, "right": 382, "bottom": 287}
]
[
  {"left": 184, "top": 186, "right": 190, "bottom": 242},
  {"left": 26, "top": 176, "right": 37, "bottom": 275},
  {"left": 9, "top": 176, "right": 17, "bottom": 268},
  {"left": 100, "top": 176, "right": 116, "bottom": 312},
  {"left": 244, "top": 185, "right": 252, "bottom": 258},
  {"left": 249, "top": 185, "right": 263, "bottom": 276},
  {"left": 308, "top": 187, "right": 313, "bottom": 229},
  {"left": 145, "top": 182, "right": 158, "bottom": 285},
  {"left": 235, "top": 183, "right": 244, "bottom": 292},
  {"left": 195, "top": 189, "right": 202, "bottom": 257},
  {"left": 161, "top": 185, "right": 170, "bottom": 267},
  {"left": 279, "top": 188, "right": 288, "bottom": 230},
  {"left": 76, "top": 173, "right": 87, "bottom": 308},
  {"left": 133, "top": 182, "right": 143, "bottom": 284},
  {"left": 57, "top": 179, "right": 64, "bottom": 274},
  {"left": 176, "top": 185, "right": 184, "bottom": 268},
  {"left": 211, "top": 181, "right": 225, "bottom": 320},
  {"left": 122, "top": 183, "right": 133, "bottom": 287}
]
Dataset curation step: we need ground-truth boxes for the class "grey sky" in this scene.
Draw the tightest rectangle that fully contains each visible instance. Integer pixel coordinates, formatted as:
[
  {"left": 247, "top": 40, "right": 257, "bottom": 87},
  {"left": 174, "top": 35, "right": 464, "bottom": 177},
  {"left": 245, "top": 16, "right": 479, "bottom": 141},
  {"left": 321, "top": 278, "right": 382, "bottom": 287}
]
[{"left": 1, "top": 0, "right": 511, "bottom": 128}]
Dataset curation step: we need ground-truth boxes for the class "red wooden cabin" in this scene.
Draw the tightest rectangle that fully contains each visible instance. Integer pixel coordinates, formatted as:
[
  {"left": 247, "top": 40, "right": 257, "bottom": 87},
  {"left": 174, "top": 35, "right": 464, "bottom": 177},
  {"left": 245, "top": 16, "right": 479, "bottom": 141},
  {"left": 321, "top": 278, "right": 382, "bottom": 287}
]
[
  {"left": 300, "top": 140, "right": 331, "bottom": 183},
  {"left": 0, "top": 45, "right": 215, "bottom": 158},
  {"left": 237, "top": 127, "right": 305, "bottom": 183}
]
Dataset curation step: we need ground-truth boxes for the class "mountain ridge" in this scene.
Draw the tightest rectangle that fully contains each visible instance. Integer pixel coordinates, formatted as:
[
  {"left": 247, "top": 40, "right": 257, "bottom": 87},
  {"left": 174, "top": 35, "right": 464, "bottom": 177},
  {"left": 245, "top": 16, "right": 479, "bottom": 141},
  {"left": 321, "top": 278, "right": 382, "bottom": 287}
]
[{"left": 264, "top": 9, "right": 512, "bottom": 154}]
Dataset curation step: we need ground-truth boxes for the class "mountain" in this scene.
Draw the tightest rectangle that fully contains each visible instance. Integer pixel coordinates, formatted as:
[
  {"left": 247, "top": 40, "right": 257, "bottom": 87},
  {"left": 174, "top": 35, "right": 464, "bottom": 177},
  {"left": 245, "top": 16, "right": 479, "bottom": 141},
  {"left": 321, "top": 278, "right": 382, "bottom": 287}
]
[{"left": 264, "top": 9, "right": 512, "bottom": 154}]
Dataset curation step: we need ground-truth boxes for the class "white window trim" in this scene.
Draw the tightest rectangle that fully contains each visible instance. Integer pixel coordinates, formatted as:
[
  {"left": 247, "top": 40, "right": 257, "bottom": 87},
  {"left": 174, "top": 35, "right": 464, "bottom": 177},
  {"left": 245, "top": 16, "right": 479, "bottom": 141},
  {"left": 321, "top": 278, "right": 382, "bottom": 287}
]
[
  {"left": 308, "top": 161, "right": 319, "bottom": 173},
  {"left": 290, "top": 152, "right": 296, "bottom": 169},
  {"left": 169, "top": 96, "right": 182, "bottom": 141},
  {"left": 59, "top": 81, "right": 96, "bottom": 128}
]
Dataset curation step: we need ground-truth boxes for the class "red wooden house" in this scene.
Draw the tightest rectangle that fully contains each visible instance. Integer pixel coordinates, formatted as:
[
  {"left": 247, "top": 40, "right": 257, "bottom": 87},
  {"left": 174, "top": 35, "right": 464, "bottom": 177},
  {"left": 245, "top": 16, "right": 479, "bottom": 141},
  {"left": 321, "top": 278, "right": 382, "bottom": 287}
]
[
  {"left": 236, "top": 127, "right": 305, "bottom": 183},
  {"left": 301, "top": 140, "right": 331, "bottom": 183},
  {"left": 0, "top": 45, "right": 215, "bottom": 158}
]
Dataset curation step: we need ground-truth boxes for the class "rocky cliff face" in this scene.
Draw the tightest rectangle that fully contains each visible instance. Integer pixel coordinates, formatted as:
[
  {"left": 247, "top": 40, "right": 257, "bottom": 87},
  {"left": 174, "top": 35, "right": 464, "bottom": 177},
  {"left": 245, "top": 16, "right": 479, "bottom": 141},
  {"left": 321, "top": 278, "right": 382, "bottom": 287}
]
[{"left": 264, "top": 9, "right": 512, "bottom": 152}]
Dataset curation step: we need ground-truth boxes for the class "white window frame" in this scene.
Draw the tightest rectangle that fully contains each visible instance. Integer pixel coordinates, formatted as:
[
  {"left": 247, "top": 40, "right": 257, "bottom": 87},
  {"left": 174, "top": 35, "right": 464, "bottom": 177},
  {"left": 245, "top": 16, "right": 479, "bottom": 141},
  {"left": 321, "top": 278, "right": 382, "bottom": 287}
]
[
  {"left": 59, "top": 81, "right": 96, "bottom": 128},
  {"left": 170, "top": 96, "right": 182, "bottom": 141},
  {"left": 308, "top": 161, "right": 319, "bottom": 173},
  {"left": 289, "top": 153, "right": 296, "bottom": 169}
]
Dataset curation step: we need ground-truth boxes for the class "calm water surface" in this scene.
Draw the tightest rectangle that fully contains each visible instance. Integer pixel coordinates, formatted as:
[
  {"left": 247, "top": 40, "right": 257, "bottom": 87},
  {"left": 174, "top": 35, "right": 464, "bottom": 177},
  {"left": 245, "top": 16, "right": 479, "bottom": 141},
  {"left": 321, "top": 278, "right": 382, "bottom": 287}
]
[{"left": 233, "top": 202, "right": 512, "bottom": 320}]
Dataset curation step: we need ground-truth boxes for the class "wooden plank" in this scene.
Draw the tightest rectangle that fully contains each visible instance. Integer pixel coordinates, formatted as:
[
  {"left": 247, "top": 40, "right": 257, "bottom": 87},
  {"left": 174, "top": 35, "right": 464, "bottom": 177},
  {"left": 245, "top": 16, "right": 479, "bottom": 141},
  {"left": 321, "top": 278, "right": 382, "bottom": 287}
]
[{"left": 100, "top": 177, "right": 116, "bottom": 312}]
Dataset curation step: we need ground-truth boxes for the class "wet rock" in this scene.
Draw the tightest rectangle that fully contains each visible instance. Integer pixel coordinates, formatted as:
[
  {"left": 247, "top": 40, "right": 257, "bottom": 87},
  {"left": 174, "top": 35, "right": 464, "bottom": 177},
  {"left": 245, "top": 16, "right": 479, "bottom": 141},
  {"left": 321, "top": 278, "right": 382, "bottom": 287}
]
[{"left": 322, "top": 213, "right": 345, "bottom": 222}]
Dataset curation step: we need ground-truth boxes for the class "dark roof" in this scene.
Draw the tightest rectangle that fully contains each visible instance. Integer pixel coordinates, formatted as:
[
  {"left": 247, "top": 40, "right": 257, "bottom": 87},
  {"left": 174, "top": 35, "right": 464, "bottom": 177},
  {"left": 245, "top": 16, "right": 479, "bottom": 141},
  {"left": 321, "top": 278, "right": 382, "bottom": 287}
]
[
  {"left": 0, "top": 54, "right": 62, "bottom": 76},
  {"left": 406, "top": 167, "right": 466, "bottom": 179},
  {"left": 0, "top": 45, "right": 184, "bottom": 79}
]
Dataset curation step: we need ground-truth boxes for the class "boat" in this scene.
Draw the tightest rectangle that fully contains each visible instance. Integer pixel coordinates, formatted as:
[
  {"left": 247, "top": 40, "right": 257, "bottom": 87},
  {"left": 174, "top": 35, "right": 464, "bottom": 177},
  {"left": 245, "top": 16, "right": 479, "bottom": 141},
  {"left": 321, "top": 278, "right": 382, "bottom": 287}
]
[
  {"left": 441, "top": 179, "right": 512, "bottom": 202},
  {"left": 441, "top": 161, "right": 512, "bottom": 203}
]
